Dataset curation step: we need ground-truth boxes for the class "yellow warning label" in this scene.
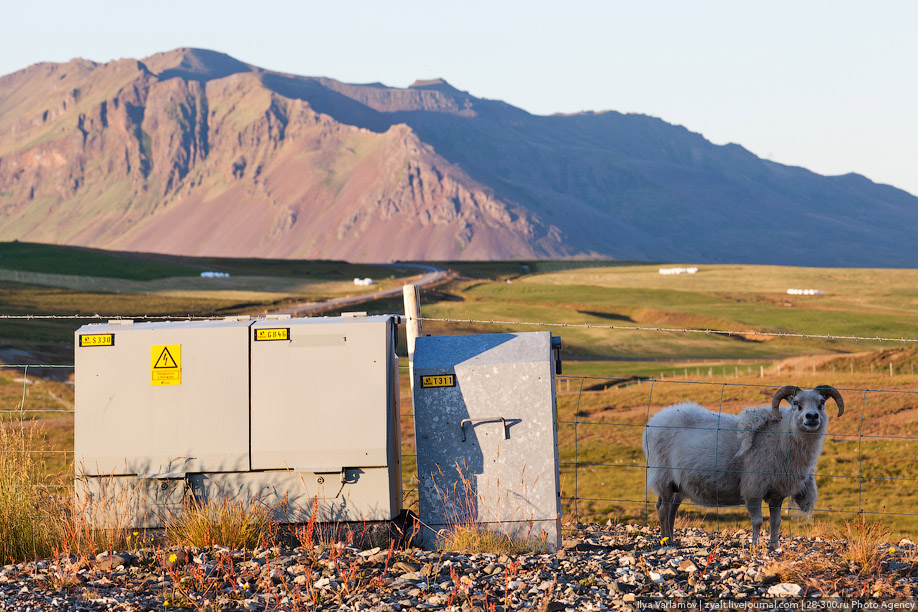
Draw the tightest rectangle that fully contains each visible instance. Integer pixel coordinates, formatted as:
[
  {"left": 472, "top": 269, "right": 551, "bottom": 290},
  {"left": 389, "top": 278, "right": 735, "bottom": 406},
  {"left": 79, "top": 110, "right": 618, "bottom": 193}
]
[
  {"left": 421, "top": 374, "right": 455, "bottom": 388},
  {"left": 151, "top": 344, "right": 181, "bottom": 386},
  {"left": 255, "top": 328, "right": 290, "bottom": 341},
  {"left": 79, "top": 333, "right": 114, "bottom": 347}
]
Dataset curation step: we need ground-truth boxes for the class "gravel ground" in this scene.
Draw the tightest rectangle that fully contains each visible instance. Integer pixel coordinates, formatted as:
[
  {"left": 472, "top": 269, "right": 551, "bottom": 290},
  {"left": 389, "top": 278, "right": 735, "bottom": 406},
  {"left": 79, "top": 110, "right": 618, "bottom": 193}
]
[{"left": 1, "top": 523, "right": 916, "bottom": 611}]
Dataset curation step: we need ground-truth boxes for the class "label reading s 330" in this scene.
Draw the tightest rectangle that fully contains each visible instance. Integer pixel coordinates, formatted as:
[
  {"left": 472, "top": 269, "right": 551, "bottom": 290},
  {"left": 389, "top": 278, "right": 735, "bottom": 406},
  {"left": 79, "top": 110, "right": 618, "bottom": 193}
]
[{"left": 79, "top": 334, "right": 114, "bottom": 347}]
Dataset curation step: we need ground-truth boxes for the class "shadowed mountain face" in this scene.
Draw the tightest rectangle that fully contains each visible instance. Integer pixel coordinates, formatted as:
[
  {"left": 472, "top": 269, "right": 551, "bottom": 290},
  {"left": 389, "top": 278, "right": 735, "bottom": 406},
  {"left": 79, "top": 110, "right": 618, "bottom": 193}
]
[{"left": 1, "top": 47, "right": 916, "bottom": 265}]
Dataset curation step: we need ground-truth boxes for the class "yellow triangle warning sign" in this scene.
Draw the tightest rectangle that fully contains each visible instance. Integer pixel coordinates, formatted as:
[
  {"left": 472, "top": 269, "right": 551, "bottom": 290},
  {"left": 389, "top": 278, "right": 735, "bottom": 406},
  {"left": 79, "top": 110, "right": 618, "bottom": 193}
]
[
  {"left": 154, "top": 346, "right": 178, "bottom": 369},
  {"left": 151, "top": 344, "right": 181, "bottom": 385}
]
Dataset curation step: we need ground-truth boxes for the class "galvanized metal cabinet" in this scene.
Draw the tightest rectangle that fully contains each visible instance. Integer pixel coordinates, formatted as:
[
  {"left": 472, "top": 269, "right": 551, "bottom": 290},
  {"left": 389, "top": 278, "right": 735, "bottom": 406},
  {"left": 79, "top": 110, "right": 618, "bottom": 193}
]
[{"left": 413, "top": 332, "right": 562, "bottom": 550}]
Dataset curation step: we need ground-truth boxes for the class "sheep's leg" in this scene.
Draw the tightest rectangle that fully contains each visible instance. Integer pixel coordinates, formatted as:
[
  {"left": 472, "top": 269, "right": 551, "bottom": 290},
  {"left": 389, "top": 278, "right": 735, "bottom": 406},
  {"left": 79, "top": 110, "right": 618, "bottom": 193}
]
[
  {"left": 745, "top": 498, "right": 763, "bottom": 547},
  {"left": 655, "top": 485, "right": 682, "bottom": 545},
  {"left": 766, "top": 496, "right": 785, "bottom": 550},
  {"left": 664, "top": 493, "right": 683, "bottom": 543},
  {"left": 655, "top": 495, "right": 670, "bottom": 538}
]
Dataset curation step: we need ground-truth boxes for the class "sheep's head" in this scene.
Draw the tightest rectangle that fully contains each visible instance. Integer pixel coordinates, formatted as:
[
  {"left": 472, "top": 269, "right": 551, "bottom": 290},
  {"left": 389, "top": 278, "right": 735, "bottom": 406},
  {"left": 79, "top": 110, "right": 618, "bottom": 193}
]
[{"left": 772, "top": 385, "right": 845, "bottom": 432}]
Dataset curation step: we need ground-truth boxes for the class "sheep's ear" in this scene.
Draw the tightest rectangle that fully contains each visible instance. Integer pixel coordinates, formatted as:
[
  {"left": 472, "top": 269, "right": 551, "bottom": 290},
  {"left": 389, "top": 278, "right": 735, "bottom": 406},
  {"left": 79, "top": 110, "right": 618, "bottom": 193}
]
[
  {"left": 771, "top": 386, "right": 800, "bottom": 418},
  {"left": 815, "top": 385, "right": 845, "bottom": 417}
]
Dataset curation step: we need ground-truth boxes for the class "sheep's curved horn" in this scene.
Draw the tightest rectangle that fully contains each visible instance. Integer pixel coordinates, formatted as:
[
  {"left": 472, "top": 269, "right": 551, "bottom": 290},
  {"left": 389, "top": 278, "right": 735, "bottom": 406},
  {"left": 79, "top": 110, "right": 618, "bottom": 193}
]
[
  {"left": 815, "top": 385, "right": 845, "bottom": 417},
  {"left": 771, "top": 386, "right": 800, "bottom": 418}
]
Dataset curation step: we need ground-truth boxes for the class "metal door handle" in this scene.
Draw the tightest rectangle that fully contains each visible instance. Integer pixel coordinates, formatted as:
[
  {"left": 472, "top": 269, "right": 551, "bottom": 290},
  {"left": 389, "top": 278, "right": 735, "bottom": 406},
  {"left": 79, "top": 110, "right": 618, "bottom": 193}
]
[{"left": 460, "top": 417, "right": 508, "bottom": 442}]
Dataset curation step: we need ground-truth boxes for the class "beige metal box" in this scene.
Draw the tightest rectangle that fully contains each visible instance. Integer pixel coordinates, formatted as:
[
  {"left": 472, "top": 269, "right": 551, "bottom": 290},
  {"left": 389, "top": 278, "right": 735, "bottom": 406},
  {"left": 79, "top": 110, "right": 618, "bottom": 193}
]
[
  {"left": 75, "top": 318, "right": 252, "bottom": 478},
  {"left": 74, "top": 314, "right": 403, "bottom": 528},
  {"left": 248, "top": 314, "right": 402, "bottom": 521}
]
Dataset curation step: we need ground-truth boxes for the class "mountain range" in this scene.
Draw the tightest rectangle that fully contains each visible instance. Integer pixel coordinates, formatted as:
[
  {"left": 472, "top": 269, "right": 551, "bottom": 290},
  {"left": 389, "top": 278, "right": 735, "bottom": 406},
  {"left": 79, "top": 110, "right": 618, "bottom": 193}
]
[{"left": 1, "top": 48, "right": 916, "bottom": 266}]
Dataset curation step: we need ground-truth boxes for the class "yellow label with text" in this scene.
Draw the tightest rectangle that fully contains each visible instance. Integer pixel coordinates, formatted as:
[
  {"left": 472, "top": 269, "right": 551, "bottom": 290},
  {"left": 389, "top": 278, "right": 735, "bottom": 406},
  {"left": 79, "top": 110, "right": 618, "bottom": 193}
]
[
  {"left": 79, "top": 333, "right": 114, "bottom": 347},
  {"left": 421, "top": 374, "right": 455, "bottom": 388},
  {"left": 151, "top": 344, "right": 181, "bottom": 385},
  {"left": 255, "top": 328, "right": 290, "bottom": 341}
]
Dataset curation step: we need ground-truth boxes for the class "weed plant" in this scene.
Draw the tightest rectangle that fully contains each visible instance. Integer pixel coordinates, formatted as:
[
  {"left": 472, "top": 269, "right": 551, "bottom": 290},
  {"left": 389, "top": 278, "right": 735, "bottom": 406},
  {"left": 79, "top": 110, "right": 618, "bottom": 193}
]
[
  {"left": 0, "top": 424, "right": 58, "bottom": 560},
  {"left": 428, "top": 462, "right": 551, "bottom": 554},
  {"left": 768, "top": 512, "right": 898, "bottom": 596},
  {"left": 63, "top": 472, "right": 140, "bottom": 557},
  {"left": 164, "top": 497, "right": 277, "bottom": 550}
]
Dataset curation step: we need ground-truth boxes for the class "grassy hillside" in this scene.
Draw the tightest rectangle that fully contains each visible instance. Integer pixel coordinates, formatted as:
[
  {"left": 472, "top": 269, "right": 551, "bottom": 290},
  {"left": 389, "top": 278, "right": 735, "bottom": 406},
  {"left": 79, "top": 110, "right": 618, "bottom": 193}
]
[
  {"left": 413, "top": 263, "right": 918, "bottom": 361},
  {"left": 0, "top": 241, "right": 201, "bottom": 280},
  {"left": 0, "top": 242, "right": 413, "bottom": 361}
]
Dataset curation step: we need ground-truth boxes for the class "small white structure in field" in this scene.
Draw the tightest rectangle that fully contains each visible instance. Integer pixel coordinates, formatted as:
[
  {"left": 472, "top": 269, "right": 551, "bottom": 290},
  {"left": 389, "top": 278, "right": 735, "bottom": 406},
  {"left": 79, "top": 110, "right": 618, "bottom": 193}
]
[
  {"left": 787, "top": 289, "right": 825, "bottom": 295},
  {"left": 201, "top": 271, "right": 231, "bottom": 278},
  {"left": 659, "top": 267, "right": 698, "bottom": 275},
  {"left": 354, "top": 277, "right": 374, "bottom": 286}
]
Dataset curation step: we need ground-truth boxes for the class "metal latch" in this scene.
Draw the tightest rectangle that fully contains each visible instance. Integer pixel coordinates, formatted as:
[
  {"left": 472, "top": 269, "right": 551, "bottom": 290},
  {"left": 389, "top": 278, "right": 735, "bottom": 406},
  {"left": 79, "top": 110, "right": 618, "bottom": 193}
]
[
  {"left": 136, "top": 470, "right": 189, "bottom": 495},
  {"left": 460, "top": 417, "right": 509, "bottom": 442}
]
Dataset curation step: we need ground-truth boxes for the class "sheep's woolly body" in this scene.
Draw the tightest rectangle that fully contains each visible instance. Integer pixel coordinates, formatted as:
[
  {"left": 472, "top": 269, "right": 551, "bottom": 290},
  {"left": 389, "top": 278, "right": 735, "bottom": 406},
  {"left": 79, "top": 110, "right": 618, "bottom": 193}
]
[
  {"left": 735, "top": 406, "right": 780, "bottom": 460},
  {"left": 642, "top": 386, "right": 840, "bottom": 547},
  {"left": 644, "top": 403, "right": 823, "bottom": 507}
]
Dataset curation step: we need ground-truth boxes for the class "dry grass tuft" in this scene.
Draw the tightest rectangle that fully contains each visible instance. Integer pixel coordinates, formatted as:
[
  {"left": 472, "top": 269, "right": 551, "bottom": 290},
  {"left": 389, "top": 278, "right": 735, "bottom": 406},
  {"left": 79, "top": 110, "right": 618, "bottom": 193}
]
[
  {"left": 832, "top": 512, "right": 892, "bottom": 576},
  {"left": 437, "top": 522, "right": 549, "bottom": 555},
  {"left": 0, "top": 424, "right": 61, "bottom": 561},
  {"left": 61, "top": 473, "right": 139, "bottom": 557},
  {"left": 164, "top": 497, "right": 277, "bottom": 550},
  {"left": 766, "top": 513, "right": 897, "bottom": 596}
]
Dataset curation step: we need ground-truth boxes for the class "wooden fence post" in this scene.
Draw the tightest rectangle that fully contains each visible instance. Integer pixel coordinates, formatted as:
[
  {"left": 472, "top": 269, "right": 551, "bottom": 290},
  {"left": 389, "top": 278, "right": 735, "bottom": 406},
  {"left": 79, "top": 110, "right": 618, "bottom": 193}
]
[{"left": 403, "top": 284, "right": 422, "bottom": 392}]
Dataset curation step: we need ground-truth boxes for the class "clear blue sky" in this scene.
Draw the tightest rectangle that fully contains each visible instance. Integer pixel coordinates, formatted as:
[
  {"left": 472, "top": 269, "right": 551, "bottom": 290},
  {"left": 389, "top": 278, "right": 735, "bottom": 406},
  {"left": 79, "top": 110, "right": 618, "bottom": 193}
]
[{"left": 5, "top": 1, "right": 917, "bottom": 196}]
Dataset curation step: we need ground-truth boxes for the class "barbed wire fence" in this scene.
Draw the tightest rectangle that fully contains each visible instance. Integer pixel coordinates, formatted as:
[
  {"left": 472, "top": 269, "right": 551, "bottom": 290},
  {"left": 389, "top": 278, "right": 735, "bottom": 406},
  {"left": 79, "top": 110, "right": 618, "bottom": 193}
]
[{"left": 3, "top": 313, "right": 918, "bottom": 535}]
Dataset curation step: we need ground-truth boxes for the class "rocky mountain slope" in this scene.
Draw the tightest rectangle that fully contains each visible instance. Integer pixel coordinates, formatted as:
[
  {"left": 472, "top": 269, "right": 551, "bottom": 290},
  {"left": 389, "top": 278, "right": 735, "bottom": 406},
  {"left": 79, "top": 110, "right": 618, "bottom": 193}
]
[{"left": 1, "top": 48, "right": 916, "bottom": 266}]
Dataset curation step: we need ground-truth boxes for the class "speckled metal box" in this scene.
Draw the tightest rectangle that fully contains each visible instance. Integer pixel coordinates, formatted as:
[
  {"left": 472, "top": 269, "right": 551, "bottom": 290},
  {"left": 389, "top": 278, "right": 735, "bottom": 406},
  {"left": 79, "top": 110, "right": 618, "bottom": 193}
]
[{"left": 413, "top": 332, "right": 561, "bottom": 550}]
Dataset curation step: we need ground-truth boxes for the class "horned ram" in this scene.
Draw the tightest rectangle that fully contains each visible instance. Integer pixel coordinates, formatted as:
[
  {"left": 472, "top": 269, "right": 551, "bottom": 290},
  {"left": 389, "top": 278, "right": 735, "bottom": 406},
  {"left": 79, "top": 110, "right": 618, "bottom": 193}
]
[{"left": 642, "top": 385, "right": 844, "bottom": 548}]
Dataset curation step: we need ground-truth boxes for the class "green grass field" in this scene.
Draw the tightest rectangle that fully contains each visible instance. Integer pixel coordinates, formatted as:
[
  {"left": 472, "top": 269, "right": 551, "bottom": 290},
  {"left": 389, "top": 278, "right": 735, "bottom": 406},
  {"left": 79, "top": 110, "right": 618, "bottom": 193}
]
[
  {"left": 0, "top": 242, "right": 418, "bottom": 361},
  {"left": 416, "top": 263, "right": 918, "bottom": 361},
  {"left": 2, "top": 247, "right": 918, "bottom": 538}
]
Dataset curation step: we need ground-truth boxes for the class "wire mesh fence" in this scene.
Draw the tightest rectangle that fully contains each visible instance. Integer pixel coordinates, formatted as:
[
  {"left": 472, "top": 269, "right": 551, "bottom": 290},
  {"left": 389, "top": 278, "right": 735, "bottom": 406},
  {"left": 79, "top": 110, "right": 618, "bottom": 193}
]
[
  {"left": 4, "top": 330, "right": 918, "bottom": 536},
  {"left": 552, "top": 375, "right": 918, "bottom": 537},
  {"left": 398, "top": 366, "right": 918, "bottom": 536}
]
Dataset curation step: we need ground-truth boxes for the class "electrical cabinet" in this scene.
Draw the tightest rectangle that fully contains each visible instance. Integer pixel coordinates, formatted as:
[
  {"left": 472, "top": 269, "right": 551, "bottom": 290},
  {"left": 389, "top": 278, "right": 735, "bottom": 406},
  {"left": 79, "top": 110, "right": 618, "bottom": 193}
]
[
  {"left": 412, "top": 332, "right": 562, "bottom": 550},
  {"left": 74, "top": 318, "right": 251, "bottom": 478},
  {"left": 74, "top": 314, "right": 401, "bottom": 528}
]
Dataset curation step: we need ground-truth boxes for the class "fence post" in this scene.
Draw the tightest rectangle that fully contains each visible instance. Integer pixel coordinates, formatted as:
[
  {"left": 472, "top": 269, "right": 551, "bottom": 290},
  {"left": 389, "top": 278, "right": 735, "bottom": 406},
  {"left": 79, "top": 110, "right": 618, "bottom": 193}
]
[{"left": 403, "top": 284, "right": 422, "bottom": 393}]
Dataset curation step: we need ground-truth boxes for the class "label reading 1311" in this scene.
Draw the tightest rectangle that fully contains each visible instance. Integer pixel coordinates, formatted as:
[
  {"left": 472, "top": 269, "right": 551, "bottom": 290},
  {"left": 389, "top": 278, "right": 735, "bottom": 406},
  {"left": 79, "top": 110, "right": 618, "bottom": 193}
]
[{"left": 421, "top": 374, "right": 455, "bottom": 388}]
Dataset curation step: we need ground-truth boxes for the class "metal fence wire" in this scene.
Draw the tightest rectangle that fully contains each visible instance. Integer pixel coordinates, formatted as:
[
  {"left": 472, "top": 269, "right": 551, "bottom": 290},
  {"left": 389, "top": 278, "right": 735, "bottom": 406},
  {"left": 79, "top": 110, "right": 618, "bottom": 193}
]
[
  {"left": 551, "top": 376, "right": 918, "bottom": 536},
  {"left": 4, "top": 320, "right": 917, "bottom": 535}
]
